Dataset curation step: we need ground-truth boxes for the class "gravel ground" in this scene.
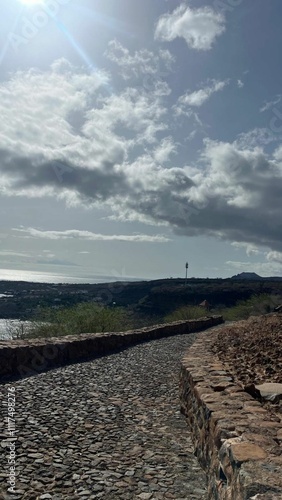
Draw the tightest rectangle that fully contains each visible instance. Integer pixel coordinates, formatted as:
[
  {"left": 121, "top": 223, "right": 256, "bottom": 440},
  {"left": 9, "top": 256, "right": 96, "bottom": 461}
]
[{"left": 0, "top": 332, "right": 208, "bottom": 500}]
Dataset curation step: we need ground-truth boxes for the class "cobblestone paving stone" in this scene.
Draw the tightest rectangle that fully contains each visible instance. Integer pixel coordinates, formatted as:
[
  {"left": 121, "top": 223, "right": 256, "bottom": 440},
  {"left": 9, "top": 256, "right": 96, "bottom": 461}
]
[{"left": 0, "top": 332, "right": 209, "bottom": 500}]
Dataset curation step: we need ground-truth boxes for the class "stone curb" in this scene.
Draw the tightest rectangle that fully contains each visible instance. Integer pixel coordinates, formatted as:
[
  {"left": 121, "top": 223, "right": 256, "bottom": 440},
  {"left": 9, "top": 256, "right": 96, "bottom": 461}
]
[
  {"left": 0, "top": 315, "right": 223, "bottom": 382},
  {"left": 180, "top": 327, "right": 282, "bottom": 500}
]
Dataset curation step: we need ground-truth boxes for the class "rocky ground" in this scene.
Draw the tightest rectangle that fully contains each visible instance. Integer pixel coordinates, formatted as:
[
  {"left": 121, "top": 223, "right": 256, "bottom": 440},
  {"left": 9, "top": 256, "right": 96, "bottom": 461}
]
[
  {"left": 0, "top": 331, "right": 209, "bottom": 500},
  {"left": 212, "top": 313, "right": 282, "bottom": 414}
]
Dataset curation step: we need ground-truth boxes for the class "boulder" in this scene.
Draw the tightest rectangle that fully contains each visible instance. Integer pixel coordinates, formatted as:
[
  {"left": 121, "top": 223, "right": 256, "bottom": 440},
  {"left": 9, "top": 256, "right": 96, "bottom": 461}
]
[{"left": 255, "top": 383, "right": 282, "bottom": 403}]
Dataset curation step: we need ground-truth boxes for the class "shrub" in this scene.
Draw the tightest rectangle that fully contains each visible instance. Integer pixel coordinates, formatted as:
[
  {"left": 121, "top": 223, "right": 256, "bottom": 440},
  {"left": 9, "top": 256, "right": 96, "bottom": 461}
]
[
  {"left": 220, "top": 293, "right": 282, "bottom": 321},
  {"left": 7, "top": 302, "right": 133, "bottom": 340},
  {"left": 164, "top": 305, "right": 207, "bottom": 323}
]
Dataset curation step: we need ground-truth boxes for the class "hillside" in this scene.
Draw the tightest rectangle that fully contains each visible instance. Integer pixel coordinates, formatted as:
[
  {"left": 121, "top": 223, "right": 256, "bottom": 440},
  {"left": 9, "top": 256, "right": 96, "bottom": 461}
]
[{"left": 1, "top": 277, "right": 282, "bottom": 320}]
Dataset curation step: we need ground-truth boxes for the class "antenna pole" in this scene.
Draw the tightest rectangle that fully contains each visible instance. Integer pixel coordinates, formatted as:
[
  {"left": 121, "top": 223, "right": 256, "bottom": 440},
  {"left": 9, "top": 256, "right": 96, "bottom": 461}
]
[{"left": 185, "top": 262, "right": 188, "bottom": 286}]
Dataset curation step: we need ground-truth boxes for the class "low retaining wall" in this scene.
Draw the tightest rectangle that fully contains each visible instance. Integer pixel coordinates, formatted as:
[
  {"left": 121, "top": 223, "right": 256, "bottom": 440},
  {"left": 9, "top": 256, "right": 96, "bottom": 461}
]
[
  {"left": 180, "top": 328, "right": 282, "bottom": 500},
  {"left": 0, "top": 315, "right": 223, "bottom": 382}
]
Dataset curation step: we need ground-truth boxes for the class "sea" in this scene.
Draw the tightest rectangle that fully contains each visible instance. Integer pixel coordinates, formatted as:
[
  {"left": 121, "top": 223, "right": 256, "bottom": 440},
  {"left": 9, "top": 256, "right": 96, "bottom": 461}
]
[
  {"left": 0, "top": 269, "right": 143, "bottom": 284},
  {"left": 0, "top": 319, "right": 34, "bottom": 340},
  {"left": 0, "top": 269, "right": 145, "bottom": 339}
]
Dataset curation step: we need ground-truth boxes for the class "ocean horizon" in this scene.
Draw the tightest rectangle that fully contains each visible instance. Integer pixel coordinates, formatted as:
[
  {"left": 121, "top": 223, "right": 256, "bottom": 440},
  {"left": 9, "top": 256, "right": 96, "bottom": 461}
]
[{"left": 0, "top": 269, "right": 145, "bottom": 284}]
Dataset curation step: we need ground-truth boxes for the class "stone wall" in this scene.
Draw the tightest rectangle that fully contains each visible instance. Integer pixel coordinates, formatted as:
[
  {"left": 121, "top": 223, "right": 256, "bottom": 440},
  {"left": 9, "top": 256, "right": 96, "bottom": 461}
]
[
  {"left": 180, "top": 327, "right": 282, "bottom": 500},
  {"left": 0, "top": 315, "right": 223, "bottom": 382}
]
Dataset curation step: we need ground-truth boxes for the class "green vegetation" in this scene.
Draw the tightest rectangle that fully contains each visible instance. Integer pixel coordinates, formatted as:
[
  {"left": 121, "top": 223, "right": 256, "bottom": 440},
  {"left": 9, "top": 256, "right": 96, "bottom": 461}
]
[
  {"left": 217, "top": 294, "right": 282, "bottom": 321},
  {"left": 164, "top": 305, "right": 207, "bottom": 322},
  {"left": 4, "top": 288, "right": 282, "bottom": 340},
  {"left": 7, "top": 303, "right": 133, "bottom": 340},
  {"left": 164, "top": 293, "right": 282, "bottom": 324}
]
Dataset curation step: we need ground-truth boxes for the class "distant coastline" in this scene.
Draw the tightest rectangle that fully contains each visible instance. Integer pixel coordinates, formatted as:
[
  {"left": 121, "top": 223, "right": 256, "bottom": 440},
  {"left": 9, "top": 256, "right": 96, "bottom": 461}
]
[{"left": 0, "top": 268, "right": 144, "bottom": 285}]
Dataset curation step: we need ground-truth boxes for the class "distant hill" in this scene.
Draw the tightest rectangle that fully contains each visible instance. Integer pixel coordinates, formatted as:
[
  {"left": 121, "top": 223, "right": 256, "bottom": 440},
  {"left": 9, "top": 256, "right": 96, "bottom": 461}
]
[
  {"left": 231, "top": 272, "right": 282, "bottom": 282},
  {"left": 231, "top": 272, "right": 262, "bottom": 280}
]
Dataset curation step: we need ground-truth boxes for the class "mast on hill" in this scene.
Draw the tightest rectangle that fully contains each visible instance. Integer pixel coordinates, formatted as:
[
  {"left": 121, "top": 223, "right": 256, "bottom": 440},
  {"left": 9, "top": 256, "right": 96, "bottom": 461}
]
[{"left": 185, "top": 262, "right": 189, "bottom": 286}]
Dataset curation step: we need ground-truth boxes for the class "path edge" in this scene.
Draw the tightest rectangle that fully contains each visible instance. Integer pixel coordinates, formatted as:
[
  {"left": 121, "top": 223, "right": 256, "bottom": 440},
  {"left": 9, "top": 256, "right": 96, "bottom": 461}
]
[
  {"left": 0, "top": 315, "right": 223, "bottom": 382},
  {"left": 180, "top": 325, "right": 282, "bottom": 500}
]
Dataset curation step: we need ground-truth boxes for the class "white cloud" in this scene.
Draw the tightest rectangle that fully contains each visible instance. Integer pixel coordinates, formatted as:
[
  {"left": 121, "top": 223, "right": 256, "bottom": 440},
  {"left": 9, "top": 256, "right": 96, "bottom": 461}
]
[
  {"left": 153, "top": 137, "right": 177, "bottom": 163},
  {"left": 105, "top": 40, "right": 174, "bottom": 80},
  {"left": 231, "top": 242, "right": 261, "bottom": 256},
  {"left": 237, "top": 79, "right": 244, "bottom": 88},
  {"left": 84, "top": 87, "right": 168, "bottom": 147},
  {"left": 266, "top": 251, "right": 282, "bottom": 264},
  {"left": 13, "top": 228, "right": 171, "bottom": 243},
  {"left": 0, "top": 60, "right": 168, "bottom": 206},
  {"left": 234, "top": 128, "right": 281, "bottom": 149},
  {"left": 155, "top": 3, "right": 225, "bottom": 51},
  {"left": 174, "top": 79, "right": 228, "bottom": 115}
]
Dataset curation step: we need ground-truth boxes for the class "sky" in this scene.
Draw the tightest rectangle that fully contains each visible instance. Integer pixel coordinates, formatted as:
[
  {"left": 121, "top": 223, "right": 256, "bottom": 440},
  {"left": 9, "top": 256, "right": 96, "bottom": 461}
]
[{"left": 0, "top": 0, "right": 282, "bottom": 282}]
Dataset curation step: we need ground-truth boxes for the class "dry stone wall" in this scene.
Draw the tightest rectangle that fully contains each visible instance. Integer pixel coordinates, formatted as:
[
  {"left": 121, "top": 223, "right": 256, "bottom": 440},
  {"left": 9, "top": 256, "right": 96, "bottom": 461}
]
[
  {"left": 180, "top": 328, "right": 282, "bottom": 500},
  {"left": 0, "top": 315, "right": 223, "bottom": 382}
]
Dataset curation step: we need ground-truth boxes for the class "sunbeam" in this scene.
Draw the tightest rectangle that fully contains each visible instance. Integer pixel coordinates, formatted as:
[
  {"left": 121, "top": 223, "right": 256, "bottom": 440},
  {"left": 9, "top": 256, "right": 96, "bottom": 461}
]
[
  {"left": 56, "top": 21, "right": 97, "bottom": 73},
  {"left": 0, "top": 8, "right": 24, "bottom": 66},
  {"left": 55, "top": 20, "right": 113, "bottom": 94}
]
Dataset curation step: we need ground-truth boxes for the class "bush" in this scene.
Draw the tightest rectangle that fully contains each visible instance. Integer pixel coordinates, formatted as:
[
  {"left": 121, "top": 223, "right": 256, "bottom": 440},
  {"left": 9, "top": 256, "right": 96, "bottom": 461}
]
[
  {"left": 7, "top": 303, "right": 133, "bottom": 340},
  {"left": 164, "top": 305, "right": 207, "bottom": 323},
  {"left": 4, "top": 320, "right": 33, "bottom": 340},
  {"left": 220, "top": 293, "right": 282, "bottom": 321}
]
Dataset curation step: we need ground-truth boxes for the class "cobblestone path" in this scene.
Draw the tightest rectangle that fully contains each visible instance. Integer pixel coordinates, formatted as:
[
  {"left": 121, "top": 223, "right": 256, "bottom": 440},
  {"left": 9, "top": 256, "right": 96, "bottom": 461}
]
[{"left": 0, "top": 332, "right": 209, "bottom": 500}]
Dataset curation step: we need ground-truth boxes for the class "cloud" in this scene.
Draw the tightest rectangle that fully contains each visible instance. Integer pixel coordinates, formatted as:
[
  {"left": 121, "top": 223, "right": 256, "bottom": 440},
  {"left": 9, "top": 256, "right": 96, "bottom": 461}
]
[
  {"left": 105, "top": 40, "right": 174, "bottom": 80},
  {"left": 13, "top": 228, "right": 171, "bottom": 243},
  {"left": 174, "top": 79, "right": 228, "bottom": 115},
  {"left": 237, "top": 79, "right": 244, "bottom": 88},
  {"left": 231, "top": 242, "right": 261, "bottom": 257},
  {"left": 36, "top": 258, "right": 79, "bottom": 267},
  {"left": 2, "top": 61, "right": 282, "bottom": 256},
  {"left": 153, "top": 137, "right": 177, "bottom": 163},
  {"left": 266, "top": 251, "right": 282, "bottom": 264},
  {"left": 0, "top": 250, "right": 32, "bottom": 258},
  {"left": 0, "top": 249, "right": 77, "bottom": 267},
  {"left": 226, "top": 260, "right": 282, "bottom": 276},
  {"left": 155, "top": 3, "right": 225, "bottom": 50},
  {"left": 234, "top": 128, "right": 281, "bottom": 149},
  {"left": 174, "top": 139, "right": 282, "bottom": 252},
  {"left": 0, "top": 60, "right": 169, "bottom": 206}
]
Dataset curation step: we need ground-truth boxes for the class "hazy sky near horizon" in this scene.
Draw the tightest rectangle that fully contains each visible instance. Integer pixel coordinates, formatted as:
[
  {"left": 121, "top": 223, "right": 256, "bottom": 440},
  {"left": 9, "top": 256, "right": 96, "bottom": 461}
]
[{"left": 0, "top": 0, "right": 282, "bottom": 282}]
